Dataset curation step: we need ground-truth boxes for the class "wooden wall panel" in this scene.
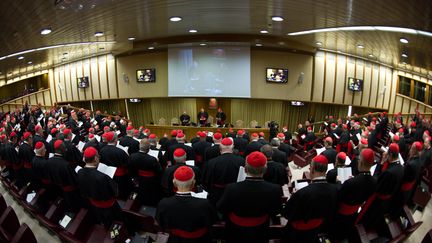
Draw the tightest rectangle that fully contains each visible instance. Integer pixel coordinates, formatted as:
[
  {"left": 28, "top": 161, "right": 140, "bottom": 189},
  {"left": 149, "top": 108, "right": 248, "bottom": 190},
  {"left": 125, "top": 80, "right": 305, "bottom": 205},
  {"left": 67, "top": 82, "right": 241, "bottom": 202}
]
[
  {"left": 353, "top": 60, "right": 364, "bottom": 106},
  {"left": 44, "top": 90, "right": 52, "bottom": 106},
  {"left": 369, "top": 65, "right": 379, "bottom": 107},
  {"left": 59, "top": 68, "right": 68, "bottom": 102},
  {"left": 64, "top": 64, "right": 73, "bottom": 101},
  {"left": 376, "top": 66, "right": 386, "bottom": 108},
  {"left": 29, "top": 95, "right": 37, "bottom": 106},
  {"left": 313, "top": 52, "right": 325, "bottom": 102},
  {"left": 107, "top": 55, "right": 118, "bottom": 98},
  {"left": 82, "top": 59, "right": 92, "bottom": 100},
  {"left": 98, "top": 57, "right": 109, "bottom": 99},
  {"left": 334, "top": 55, "right": 346, "bottom": 104},
  {"left": 323, "top": 53, "right": 336, "bottom": 103},
  {"left": 361, "top": 63, "right": 372, "bottom": 107},
  {"left": 393, "top": 96, "right": 403, "bottom": 114},
  {"left": 344, "top": 57, "right": 355, "bottom": 105},
  {"left": 90, "top": 58, "right": 101, "bottom": 100},
  {"left": 383, "top": 69, "right": 391, "bottom": 109},
  {"left": 69, "top": 63, "right": 78, "bottom": 101},
  {"left": 36, "top": 92, "right": 44, "bottom": 105},
  {"left": 402, "top": 98, "right": 410, "bottom": 114}
]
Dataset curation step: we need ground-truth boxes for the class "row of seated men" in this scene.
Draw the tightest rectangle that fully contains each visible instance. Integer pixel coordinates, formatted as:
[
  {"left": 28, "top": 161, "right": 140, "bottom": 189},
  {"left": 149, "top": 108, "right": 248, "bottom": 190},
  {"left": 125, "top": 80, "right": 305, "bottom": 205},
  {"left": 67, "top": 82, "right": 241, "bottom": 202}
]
[{"left": 0, "top": 108, "right": 429, "bottom": 242}]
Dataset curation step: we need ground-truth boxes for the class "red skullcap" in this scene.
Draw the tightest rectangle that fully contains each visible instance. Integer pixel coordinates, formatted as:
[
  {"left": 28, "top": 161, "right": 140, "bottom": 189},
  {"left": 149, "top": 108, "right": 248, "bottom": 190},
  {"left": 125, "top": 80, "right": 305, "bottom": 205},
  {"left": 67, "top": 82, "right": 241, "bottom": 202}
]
[
  {"left": 89, "top": 127, "right": 95, "bottom": 132},
  {"left": 23, "top": 132, "right": 32, "bottom": 139},
  {"left": 199, "top": 132, "right": 206, "bottom": 138},
  {"left": 35, "top": 142, "right": 44, "bottom": 150},
  {"left": 331, "top": 123, "right": 336, "bottom": 128},
  {"left": 237, "top": 130, "right": 245, "bottom": 136},
  {"left": 360, "top": 138, "right": 368, "bottom": 145},
  {"left": 51, "top": 128, "right": 58, "bottom": 134},
  {"left": 337, "top": 152, "right": 347, "bottom": 161},
  {"left": 325, "top": 137, "right": 333, "bottom": 143},
  {"left": 413, "top": 141, "right": 423, "bottom": 151},
  {"left": 393, "top": 135, "right": 400, "bottom": 142},
  {"left": 144, "top": 129, "right": 150, "bottom": 134},
  {"left": 221, "top": 137, "right": 233, "bottom": 146},
  {"left": 104, "top": 126, "right": 110, "bottom": 131},
  {"left": 251, "top": 133, "right": 259, "bottom": 138},
  {"left": 134, "top": 129, "right": 139, "bottom": 135},
  {"left": 343, "top": 124, "right": 348, "bottom": 129},
  {"left": 84, "top": 147, "right": 98, "bottom": 159},
  {"left": 246, "top": 151, "right": 267, "bottom": 168},
  {"left": 54, "top": 140, "right": 63, "bottom": 149},
  {"left": 259, "top": 132, "right": 265, "bottom": 137},
  {"left": 35, "top": 125, "right": 42, "bottom": 131},
  {"left": 313, "top": 154, "right": 328, "bottom": 165},
  {"left": 277, "top": 133, "right": 285, "bottom": 139},
  {"left": 410, "top": 121, "right": 416, "bottom": 128},
  {"left": 176, "top": 132, "right": 185, "bottom": 139},
  {"left": 389, "top": 143, "right": 399, "bottom": 154},
  {"left": 173, "top": 148, "right": 186, "bottom": 157},
  {"left": 361, "top": 148, "right": 375, "bottom": 164},
  {"left": 149, "top": 134, "right": 156, "bottom": 139},
  {"left": 174, "top": 166, "right": 194, "bottom": 182},
  {"left": 10, "top": 132, "right": 17, "bottom": 138},
  {"left": 398, "top": 128, "right": 404, "bottom": 134},
  {"left": 105, "top": 131, "right": 115, "bottom": 142},
  {"left": 0, "top": 135, "right": 6, "bottom": 141},
  {"left": 89, "top": 134, "right": 95, "bottom": 139},
  {"left": 63, "top": 129, "right": 71, "bottom": 136},
  {"left": 126, "top": 125, "right": 134, "bottom": 131},
  {"left": 213, "top": 133, "right": 222, "bottom": 140}
]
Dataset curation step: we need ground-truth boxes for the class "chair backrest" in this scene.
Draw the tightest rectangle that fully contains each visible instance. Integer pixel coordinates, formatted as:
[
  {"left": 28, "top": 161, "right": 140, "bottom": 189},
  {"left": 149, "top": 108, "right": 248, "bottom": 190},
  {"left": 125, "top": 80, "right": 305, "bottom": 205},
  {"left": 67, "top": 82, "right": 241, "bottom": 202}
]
[
  {"left": 250, "top": 120, "right": 258, "bottom": 128},
  {"left": 207, "top": 115, "right": 213, "bottom": 124},
  {"left": 170, "top": 117, "right": 179, "bottom": 125},
  {"left": 11, "top": 223, "right": 37, "bottom": 243},
  {"left": 235, "top": 120, "right": 243, "bottom": 128},
  {"left": 158, "top": 118, "right": 166, "bottom": 125},
  {"left": 0, "top": 206, "right": 20, "bottom": 241},
  {"left": 66, "top": 208, "right": 92, "bottom": 241}
]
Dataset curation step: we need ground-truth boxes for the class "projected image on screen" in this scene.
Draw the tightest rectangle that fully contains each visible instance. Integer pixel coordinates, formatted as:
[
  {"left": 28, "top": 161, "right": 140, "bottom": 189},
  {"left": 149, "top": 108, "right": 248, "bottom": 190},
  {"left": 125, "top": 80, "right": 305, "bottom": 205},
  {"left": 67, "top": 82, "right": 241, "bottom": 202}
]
[{"left": 168, "top": 46, "right": 251, "bottom": 97}]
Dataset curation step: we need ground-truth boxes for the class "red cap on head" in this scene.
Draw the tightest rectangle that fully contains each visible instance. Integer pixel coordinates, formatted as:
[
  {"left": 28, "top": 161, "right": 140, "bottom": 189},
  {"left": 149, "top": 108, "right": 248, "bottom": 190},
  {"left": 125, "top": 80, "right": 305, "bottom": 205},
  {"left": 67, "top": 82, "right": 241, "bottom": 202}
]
[
  {"left": 325, "top": 137, "right": 333, "bottom": 143},
  {"left": 89, "top": 134, "right": 95, "bottom": 139},
  {"left": 199, "top": 132, "right": 206, "bottom": 138},
  {"left": 174, "top": 166, "right": 194, "bottom": 182},
  {"left": 176, "top": 132, "right": 185, "bottom": 139},
  {"left": 144, "top": 129, "right": 150, "bottom": 134},
  {"left": 63, "top": 128, "right": 71, "bottom": 136},
  {"left": 361, "top": 148, "right": 375, "bottom": 164},
  {"left": 0, "top": 134, "right": 6, "bottom": 141},
  {"left": 89, "top": 127, "right": 95, "bottom": 132},
  {"left": 221, "top": 137, "right": 233, "bottom": 146},
  {"left": 360, "top": 138, "right": 368, "bottom": 145},
  {"left": 149, "top": 134, "right": 156, "bottom": 139},
  {"left": 104, "top": 126, "right": 110, "bottom": 131},
  {"left": 173, "top": 148, "right": 186, "bottom": 157},
  {"left": 10, "top": 132, "right": 16, "bottom": 138},
  {"left": 237, "top": 130, "right": 245, "bottom": 136},
  {"left": 126, "top": 125, "right": 134, "bottom": 131},
  {"left": 133, "top": 129, "right": 139, "bottom": 135},
  {"left": 411, "top": 121, "right": 416, "bottom": 128},
  {"left": 343, "top": 124, "right": 348, "bottom": 129},
  {"left": 393, "top": 135, "right": 400, "bottom": 142},
  {"left": 337, "top": 152, "right": 347, "bottom": 161},
  {"left": 35, "top": 141, "right": 44, "bottom": 150},
  {"left": 259, "top": 132, "right": 265, "bottom": 137},
  {"left": 277, "top": 133, "right": 285, "bottom": 139},
  {"left": 389, "top": 143, "right": 399, "bottom": 153},
  {"left": 307, "top": 126, "right": 313, "bottom": 132},
  {"left": 213, "top": 132, "right": 222, "bottom": 140},
  {"left": 23, "top": 132, "right": 32, "bottom": 139},
  {"left": 51, "top": 128, "right": 58, "bottom": 135},
  {"left": 398, "top": 128, "right": 404, "bottom": 134},
  {"left": 84, "top": 147, "right": 98, "bottom": 159},
  {"left": 331, "top": 123, "right": 336, "bottom": 128},
  {"left": 372, "top": 117, "right": 377, "bottom": 122},
  {"left": 35, "top": 125, "right": 42, "bottom": 131},
  {"left": 367, "top": 126, "right": 373, "bottom": 131},
  {"left": 105, "top": 131, "right": 115, "bottom": 142},
  {"left": 54, "top": 140, "right": 63, "bottom": 149},
  {"left": 425, "top": 130, "right": 430, "bottom": 135},
  {"left": 313, "top": 154, "right": 328, "bottom": 165},
  {"left": 228, "top": 128, "right": 233, "bottom": 132},
  {"left": 251, "top": 133, "right": 258, "bottom": 138},
  {"left": 246, "top": 151, "right": 267, "bottom": 168},
  {"left": 413, "top": 141, "right": 423, "bottom": 151}
]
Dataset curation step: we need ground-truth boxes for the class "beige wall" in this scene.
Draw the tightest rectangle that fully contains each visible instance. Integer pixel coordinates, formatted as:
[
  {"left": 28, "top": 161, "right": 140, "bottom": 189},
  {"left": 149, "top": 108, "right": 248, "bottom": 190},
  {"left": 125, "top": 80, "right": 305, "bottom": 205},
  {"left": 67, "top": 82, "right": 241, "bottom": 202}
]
[{"left": 391, "top": 94, "right": 432, "bottom": 123}]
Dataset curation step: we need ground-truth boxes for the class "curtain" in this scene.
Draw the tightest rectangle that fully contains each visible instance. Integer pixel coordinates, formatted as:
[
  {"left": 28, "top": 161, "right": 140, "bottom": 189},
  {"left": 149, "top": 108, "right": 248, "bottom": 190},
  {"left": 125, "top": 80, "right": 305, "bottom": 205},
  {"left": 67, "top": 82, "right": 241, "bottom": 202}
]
[
  {"left": 92, "top": 100, "right": 126, "bottom": 116},
  {"left": 231, "top": 99, "right": 284, "bottom": 128},
  {"left": 127, "top": 99, "right": 153, "bottom": 126},
  {"left": 150, "top": 98, "right": 197, "bottom": 125}
]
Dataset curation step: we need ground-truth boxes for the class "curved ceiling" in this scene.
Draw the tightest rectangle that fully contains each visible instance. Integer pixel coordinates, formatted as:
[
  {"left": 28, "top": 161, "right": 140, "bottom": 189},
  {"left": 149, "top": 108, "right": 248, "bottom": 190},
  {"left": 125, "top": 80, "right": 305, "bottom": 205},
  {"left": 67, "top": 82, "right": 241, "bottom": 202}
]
[{"left": 1, "top": 0, "right": 431, "bottom": 78}]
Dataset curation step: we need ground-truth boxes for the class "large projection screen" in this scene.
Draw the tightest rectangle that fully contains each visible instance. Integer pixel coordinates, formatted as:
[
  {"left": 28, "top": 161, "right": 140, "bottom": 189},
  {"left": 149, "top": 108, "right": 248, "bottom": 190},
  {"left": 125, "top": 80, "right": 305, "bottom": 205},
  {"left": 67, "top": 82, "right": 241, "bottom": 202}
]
[{"left": 168, "top": 46, "right": 251, "bottom": 97}]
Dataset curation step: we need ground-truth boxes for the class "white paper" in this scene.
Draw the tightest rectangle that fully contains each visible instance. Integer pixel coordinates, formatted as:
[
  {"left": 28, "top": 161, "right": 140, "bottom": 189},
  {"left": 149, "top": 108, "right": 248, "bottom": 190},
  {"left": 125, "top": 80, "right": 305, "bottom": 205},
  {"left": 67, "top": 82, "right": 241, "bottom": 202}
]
[
  {"left": 15, "top": 147, "right": 19, "bottom": 153},
  {"left": 71, "top": 133, "right": 76, "bottom": 141},
  {"left": 117, "top": 144, "right": 129, "bottom": 155},
  {"left": 49, "top": 153, "right": 54, "bottom": 158},
  {"left": 301, "top": 134, "right": 306, "bottom": 139},
  {"left": 327, "top": 163, "right": 334, "bottom": 173},
  {"left": 60, "top": 107, "right": 64, "bottom": 114},
  {"left": 345, "top": 156, "right": 352, "bottom": 166},
  {"left": 333, "top": 133, "right": 340, "bottom": 139},
  {"left": 356, "top": 133, "right": 361, "bottom": 141},
  {"left": 97, "top": 163, "right": 117, "bottom": 178},
  {"left": 75, "top": 166, "right": 82, "bottom": 173},
  {"left": 294, "top": 181, "right": 309, "bottom": 191},
  {"left": 148, "top": 150, "right": 160, "bottom": 160},
  {"left": 76, "top": 141, "right": 85, "bottom": 152},
  {"left": 389, "top": 132, "right": 395, "bottom": 138},
  {"left": 324, "top": 122, "right": 328, "bottom": 126},
  {"left": 46, "top": 134, "right": 53, "bottom": 143},
  {"left": 191, "top": 190, "right": 208, "bottom": 199},
  {"left": 337, "top": 167, "right": 353, "bottom": 183},
  {"left": 94, "top": 135, "right": 101, "bottom": 142},
  {"left": 185, "top": 143, "right": 192, "bottom": 147},
  {"left": 315, "top": 147, "right": 326, "bottom": 155},
  {"left": 363, "top": 117, "right": 368, "bottom": 122},
  {"left": 133, "top": 137, "right": 141, "bottom": 142},
  {"left": 237, "top": 166, "right": 247, "bottom": 182},
  {"left": 381, "top": 146, "right": 388, "bottom": 152},
  {"left": 116, "top": 130, "right": 121, "bottom": 135},
  {"left": 93, "top": 120, "right": 98, "bottom": 126},
  {"left": 185, "top": 160, "right": 195, "bottom": 166},
  {"left": 59, "top": 215, "right": 72, "bottom": 228},
  {"left": 26, "top": 192, "right": 36, "bottom": 203},
  {"left": 57, "top": 116, "right": 63, "bottom": 122},
  {"left": 399, "top": 154, "right": 405, "bottom": 165},
  {"left": 370, "top": 164, "right": 377, "bottom": 175},
  {"left": 77, "top": 121, "right": 83, "bottom": 127}
]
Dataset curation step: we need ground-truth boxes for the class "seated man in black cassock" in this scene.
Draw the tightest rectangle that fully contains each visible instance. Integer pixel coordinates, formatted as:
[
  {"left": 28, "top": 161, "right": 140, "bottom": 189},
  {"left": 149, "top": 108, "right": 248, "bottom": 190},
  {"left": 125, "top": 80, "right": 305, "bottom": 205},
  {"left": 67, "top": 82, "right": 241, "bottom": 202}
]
[
  {"left": 216, "top": 108, "right": 226, "bottom": 127},
  {"left": 197, "top": 108, "right": 208, "bottom": 127},
  {"left": 217, "top": 151, "right": 283, "bottom": 243},
  {"left": 77, "top": 147, "right": 122, "bottom": 227},
  {"left": 156, "top": 166, "right": 217, "bottom": 243},
  {"left": 179, "top": 111, "right": 191, "bottom": 126},
  {"left": 119, "top": 125, "right": 139, "bottom": 154}
]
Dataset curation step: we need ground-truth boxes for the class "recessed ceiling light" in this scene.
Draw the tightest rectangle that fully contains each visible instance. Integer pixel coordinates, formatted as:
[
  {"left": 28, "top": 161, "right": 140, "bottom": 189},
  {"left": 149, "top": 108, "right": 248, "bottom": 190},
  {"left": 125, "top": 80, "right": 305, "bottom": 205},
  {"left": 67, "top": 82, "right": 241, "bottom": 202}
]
[
  {"left": 17, "top": 56, "right": 24, "bottom": 60},
  {"left": 169, "top": 16, "right": 182, "bottom": 22},
  {"left": 148, "top": 46, "right": 155, "bottom": 50},
  {"left": 27, "top": 61, "right": 32, "bottom": 64},
  {"left": 128, "top": 37, "right": 135, "bottom": 41},
  {"left": 200, "top": 43, "right": 207, "bottom": 46},
  {"left": 271, "top": 16, "right": 284, "bottom": 22},
  {"left": 94, "top": 32, "right": 104, "bottom": 37},
  {"left": 401, "top": 53, "right": 408, "bottom": 58},
  {"left": 400, "top": 37, "right": 409, "bottom": 44},
  {"left": 315, "top": 41, "right": 322, "bottom": 46},
  {"left": 260, "top": 30, "right": 269, "bottom": 34},
  {"left": 189, "top": 29, "right": 198, "bottom": 33},
  {"left": 357, "top": 44, "right": 364, "bottom": 49},
  {"left": 40, "top": 28, "right": 52, "bottom": 35},
  {"left": 255, "top": 43, "right": 263, "bottom": 47},
  {"left": 368, "top": 54, "right": 374, "bottom": 58}
]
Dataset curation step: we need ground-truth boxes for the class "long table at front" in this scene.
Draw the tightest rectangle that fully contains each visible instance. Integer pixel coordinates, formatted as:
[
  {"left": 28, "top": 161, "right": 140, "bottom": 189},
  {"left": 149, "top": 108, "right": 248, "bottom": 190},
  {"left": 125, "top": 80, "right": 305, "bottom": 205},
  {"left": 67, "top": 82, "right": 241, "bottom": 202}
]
[{"left": 145, "top": 125, "right": 270, "bottom": 140}]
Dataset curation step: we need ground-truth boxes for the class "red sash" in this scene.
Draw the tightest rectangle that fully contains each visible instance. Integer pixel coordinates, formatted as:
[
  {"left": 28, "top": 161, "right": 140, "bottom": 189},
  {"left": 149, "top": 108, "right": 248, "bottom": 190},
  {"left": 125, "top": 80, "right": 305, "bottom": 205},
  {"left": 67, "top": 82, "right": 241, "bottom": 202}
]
[
  {"left": 138, "top": 170, "right": 155, "bottom": 177},
  {"left": 171, "top": 227, "right": 207, "bottom": 239},
  {"left": 114, "top": 166, "right": 128, "bottom": 176},
  {"left": 23, "top": 161, "right": 32, "bottom": 169},
  {"left": 338, "top": 202, "right": 361, "bottom": 216},
  {"left": 228, "top": 212, "right": 268, "bottom": 227},
  {"left": 401, "top": 181, "right": 415, "bottom": 192},
  {"left": 290, "top": 218, "right": 323, "bottom": 230}
]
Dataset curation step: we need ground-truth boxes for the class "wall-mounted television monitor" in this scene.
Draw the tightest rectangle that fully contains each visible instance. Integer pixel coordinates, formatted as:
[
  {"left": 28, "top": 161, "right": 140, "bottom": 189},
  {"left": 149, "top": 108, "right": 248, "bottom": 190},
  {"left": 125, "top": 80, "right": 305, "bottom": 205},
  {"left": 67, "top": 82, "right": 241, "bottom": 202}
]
[
  {"left": 77, "top": 77, "right": 89, "bottom": 88},
  {"left": 129, "top": 98, "right": 142, "bottom": 103},
  {"left": 348, "top": 77, "right": 363, "bottom": 91},
  {"left": 137, "top": 69, "right": 156, "bottom": 82},
  {"left": 291, "top": 101, "right": 305, "bottom": 106},
  {"left": 266, "top": 68, "right": 288, "bottom": 83}
]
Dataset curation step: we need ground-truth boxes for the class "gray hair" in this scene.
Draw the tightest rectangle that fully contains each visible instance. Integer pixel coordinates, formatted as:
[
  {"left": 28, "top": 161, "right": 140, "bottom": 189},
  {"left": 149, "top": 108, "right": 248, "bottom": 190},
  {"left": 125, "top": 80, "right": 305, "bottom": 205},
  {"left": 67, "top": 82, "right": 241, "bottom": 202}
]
[
  {"left": 139, "top": 139, "right": 150, "bottom": 153},
  {"left": 260, "top": 144, "right": 273, "bottom": 159},
  {"left": 270, "top": 138, "right": 280, "bottom": 147}
]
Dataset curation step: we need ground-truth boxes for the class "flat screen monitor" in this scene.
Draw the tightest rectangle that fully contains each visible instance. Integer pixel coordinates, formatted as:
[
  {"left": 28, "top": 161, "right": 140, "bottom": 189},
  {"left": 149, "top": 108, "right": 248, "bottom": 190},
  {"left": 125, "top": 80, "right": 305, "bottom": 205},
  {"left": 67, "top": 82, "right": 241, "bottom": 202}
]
[
  {"left": 129, "top": 98, "right": 142, "bottom": 103},
  {"left": 291, "top": 101, "right": 305, "bottom": 106},
  {"left": 348, "top": 77, "right": 363, "bottom": 91},
  {"left": 77, "top": 77, "right": 89, "bottom": 88},
  {"left": 137, "top": 69, "right": 156, "bottom": 82},
  {"left": 266, "top": 68, "right": 288, "bottom": 83}
]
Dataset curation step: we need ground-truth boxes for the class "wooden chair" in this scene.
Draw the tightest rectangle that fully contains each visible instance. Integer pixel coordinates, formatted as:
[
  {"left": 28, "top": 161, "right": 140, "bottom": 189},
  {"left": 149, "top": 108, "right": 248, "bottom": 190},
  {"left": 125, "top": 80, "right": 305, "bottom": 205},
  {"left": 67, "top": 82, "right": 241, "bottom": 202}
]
[
  {"left": 421, "top": 229, "right": 432, "bottom": 243},
  {"left": 10, "top": 223, "right": 37, "bottom": 243},
  {"left": 0, "top": 206, "right": 21, "bottom": 242}
]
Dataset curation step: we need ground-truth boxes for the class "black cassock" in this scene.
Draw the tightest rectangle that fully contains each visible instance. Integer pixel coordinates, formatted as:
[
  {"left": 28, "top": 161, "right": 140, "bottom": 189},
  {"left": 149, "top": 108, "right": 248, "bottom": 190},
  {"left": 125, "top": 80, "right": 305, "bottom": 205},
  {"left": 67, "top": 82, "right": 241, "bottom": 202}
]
[
  {"left": 63, "top": 140, "right": 84, "bottom": 168},
  {"left": 202, "top": 153, "right": 244, "bottom": 206},
  {"left": 197, "top": 111, "right": 208, "bottom": 126},
  {"left": 179, "top": 114, "right": 190, "bottom": 126},
  {"left": 18, "top": 142, "right": 35, "bottom": 186},
  {"left": 203, "top": 145, "right": 220, "bottom": 164},
  {"left": 156, "top": 193, "right": 217, "bottom": 243},
  {"left": 263, "top": 161, "right": 288, "bottom": 186},
  {"left": 119, "top": 136, "right": 140, "bottom": 155},
  {"left": 161, "top": 163, "right": 200, "bottom": 197},
  {"left": 217, "top": 177, "right": 283, "bottom": 243},
  {"left": 77, "top": 167, "right": 121, "bottom": 227},
  {"left": 165, "top": 143, "right": 195, "bottom": 165},
  {"left": 99, "top": 145, "right": 131, "bottom": 199},
  {"left": 129, "top": 151, "right": 163, "bottom": 206}
]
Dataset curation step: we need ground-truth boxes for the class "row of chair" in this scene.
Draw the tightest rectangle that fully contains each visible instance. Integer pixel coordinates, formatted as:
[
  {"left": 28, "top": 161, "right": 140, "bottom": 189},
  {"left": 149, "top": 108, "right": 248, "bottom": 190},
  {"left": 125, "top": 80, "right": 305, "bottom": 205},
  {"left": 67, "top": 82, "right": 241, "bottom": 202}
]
[{"left": 0, "top": 193, "right": 38, "bottom": 243}]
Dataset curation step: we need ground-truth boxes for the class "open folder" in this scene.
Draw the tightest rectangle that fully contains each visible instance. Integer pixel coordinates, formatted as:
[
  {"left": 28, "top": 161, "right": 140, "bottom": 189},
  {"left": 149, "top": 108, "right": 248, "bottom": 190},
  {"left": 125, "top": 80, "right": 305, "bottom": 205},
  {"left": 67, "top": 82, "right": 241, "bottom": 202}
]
[{"left": 97, "top": 163, "right": 117, "bottom": 178}]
